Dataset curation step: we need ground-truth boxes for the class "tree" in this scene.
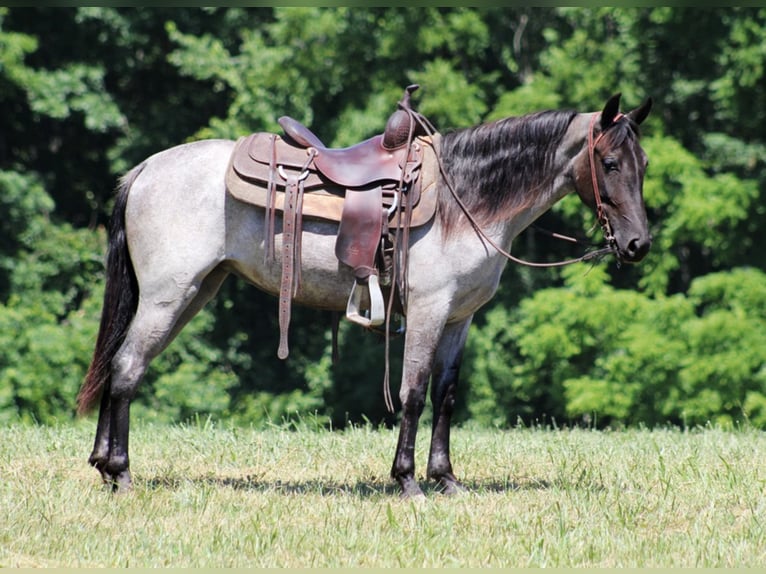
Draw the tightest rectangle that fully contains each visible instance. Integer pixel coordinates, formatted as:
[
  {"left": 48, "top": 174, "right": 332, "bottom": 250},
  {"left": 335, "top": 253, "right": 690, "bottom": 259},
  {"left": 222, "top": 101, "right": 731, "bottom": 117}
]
[{"left": 1, "top": 7, "right": 764, "bottom": 428}]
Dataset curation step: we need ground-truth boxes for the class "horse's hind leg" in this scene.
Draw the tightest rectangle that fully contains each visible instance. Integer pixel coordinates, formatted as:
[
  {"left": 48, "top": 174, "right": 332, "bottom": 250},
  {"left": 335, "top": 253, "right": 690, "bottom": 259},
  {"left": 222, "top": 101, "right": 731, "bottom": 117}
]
[
  {"left": 427, "top": 316, "right": 473, "bottom": 495},
  {"left": 89, "top": 384, "right": 114, "bottom": 483},
  {"left": 90, "top": 268, "right": 228, "bottom": 490}
]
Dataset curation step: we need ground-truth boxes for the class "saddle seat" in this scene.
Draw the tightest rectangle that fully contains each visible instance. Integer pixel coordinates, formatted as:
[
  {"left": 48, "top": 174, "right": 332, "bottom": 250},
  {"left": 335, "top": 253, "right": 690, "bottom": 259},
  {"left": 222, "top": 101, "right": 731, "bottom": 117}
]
[{"left": 277, "top": 115, "right": 421, "bottom": 189}]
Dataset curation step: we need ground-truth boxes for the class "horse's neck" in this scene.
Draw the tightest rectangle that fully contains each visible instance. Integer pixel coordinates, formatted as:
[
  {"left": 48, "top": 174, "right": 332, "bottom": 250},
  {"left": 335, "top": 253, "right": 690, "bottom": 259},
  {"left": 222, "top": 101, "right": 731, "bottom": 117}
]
[
  {"left": 545, "top": 112, "right": 593, "bottom": 207},
  {"left": 500, "top": 112, "right": 594, "bottom": 243}
]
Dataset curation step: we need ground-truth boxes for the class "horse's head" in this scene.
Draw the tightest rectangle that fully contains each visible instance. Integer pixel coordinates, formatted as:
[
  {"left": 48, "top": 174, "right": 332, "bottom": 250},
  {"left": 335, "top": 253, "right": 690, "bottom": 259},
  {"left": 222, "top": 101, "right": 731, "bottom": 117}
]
[{"left": 574, "top": 93, "right": 653, "bottom": 263}]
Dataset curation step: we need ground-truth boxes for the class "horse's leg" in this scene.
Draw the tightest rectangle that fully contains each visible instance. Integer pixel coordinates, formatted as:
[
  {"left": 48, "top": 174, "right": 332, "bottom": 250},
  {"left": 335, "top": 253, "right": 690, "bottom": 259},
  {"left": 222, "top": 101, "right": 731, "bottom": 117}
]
[
  {"left": 427, "top": 316, "right": 473, "bottom": 495},
  {"left": 96, "top": 268, "right": 228, "bottom": 491},
  {"left": 89, "top": 382, "right": 113, "bottom": 483},
  {"left": 390, "top": 321, "right": 444, "bottom": 498}
]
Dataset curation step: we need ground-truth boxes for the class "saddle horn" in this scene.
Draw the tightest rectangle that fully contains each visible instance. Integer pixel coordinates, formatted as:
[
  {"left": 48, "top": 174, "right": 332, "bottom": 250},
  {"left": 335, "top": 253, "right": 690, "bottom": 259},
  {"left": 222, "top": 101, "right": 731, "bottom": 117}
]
[{"left": 383, "top": 84, "right": 426, "bottom": 150}]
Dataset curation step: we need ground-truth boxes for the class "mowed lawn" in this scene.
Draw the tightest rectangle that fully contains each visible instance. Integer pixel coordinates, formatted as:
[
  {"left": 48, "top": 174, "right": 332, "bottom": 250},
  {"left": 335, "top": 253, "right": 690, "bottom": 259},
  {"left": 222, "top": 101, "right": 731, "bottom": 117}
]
[{"left": 1, "top": 421, "right": 764, "bottom": 567}]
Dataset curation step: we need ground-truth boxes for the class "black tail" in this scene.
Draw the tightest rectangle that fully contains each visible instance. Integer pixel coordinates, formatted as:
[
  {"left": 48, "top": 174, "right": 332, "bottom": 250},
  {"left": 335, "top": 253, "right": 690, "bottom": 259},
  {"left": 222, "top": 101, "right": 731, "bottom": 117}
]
[{"left": 77, "top": 164, "right": 144, "bottom": 415}]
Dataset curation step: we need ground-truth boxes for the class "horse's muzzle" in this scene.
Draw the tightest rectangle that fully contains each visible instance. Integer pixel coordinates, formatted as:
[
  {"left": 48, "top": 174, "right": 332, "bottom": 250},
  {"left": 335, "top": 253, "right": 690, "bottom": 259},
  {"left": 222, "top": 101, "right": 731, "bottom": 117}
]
[{"left": 618, "top": 234, "right": 652, "bottom": 263}]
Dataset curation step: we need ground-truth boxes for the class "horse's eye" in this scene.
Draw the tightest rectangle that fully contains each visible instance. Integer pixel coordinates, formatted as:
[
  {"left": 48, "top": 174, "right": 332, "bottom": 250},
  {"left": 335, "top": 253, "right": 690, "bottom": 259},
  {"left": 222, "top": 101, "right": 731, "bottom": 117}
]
[{"left": 603, "top": 157, "right": 619, "bottom": 173}]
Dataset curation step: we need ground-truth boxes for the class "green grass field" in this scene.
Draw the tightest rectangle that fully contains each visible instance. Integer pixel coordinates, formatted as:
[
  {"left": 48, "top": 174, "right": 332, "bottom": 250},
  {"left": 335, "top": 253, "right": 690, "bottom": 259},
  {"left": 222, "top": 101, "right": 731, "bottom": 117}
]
[{"left": 1, "top": 421, "right": 764, "bottom": 567}]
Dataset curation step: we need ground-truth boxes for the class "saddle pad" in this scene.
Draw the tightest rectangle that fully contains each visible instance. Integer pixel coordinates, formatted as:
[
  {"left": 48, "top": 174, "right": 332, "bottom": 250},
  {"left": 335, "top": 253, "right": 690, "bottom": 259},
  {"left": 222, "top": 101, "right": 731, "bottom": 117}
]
[{"left": 225, "top": 134, "right": 440, "bottom": 228}]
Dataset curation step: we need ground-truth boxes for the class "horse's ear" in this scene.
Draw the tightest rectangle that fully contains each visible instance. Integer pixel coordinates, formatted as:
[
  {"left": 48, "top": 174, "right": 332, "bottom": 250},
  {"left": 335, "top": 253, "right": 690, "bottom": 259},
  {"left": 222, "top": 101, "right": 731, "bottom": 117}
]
[
  {"left": 627, "top": 97, "right": 653, "bottom": 126},
  {"left": 600, "top": 93, "right": 622, "bottom": 129}
]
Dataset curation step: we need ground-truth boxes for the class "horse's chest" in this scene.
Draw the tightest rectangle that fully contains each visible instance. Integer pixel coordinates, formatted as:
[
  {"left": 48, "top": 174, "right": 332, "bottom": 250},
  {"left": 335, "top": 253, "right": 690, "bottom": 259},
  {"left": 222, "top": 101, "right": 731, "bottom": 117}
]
[
  {"left": 409, "top": 245, "right": 505, "bottom": 321},
  {"left": 451, "top": 261, "right": 504, "bottom": 313}
]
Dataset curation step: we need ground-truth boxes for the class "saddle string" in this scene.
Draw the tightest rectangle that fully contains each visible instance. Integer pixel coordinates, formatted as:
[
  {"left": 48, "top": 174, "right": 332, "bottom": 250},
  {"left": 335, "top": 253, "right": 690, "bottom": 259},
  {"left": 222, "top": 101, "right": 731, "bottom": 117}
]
[
  {"left": 275, "top": 149, "right": 316, "bottom": 360},
  {"left": 264, "top": 134, "right": 278, "bottom": 262},
  {"left": 383, "top": 104, "right": 422, "bottom": 413},
  {"left": 382, "top": 98, "right": 442, "bottom": 413}
]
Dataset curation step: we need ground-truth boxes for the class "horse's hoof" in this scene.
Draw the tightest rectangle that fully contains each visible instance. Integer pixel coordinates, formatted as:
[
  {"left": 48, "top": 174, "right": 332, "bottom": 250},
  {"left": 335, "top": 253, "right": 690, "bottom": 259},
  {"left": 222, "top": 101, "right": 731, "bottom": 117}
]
[
  {"left": 397, "top": 476, "right": 426, "bottom": 499},
  {"left": 99, "top": 469, "right": 132, "bottom": 493},
  {"left": 400, "top": 489, "right": 427, "bottom": 501},
  {"left": 110, "top": 470, "right": 133, "bottom": 493},
  {"left": 439, "top": 478, "right": 469, "bottom": 496},
  {"left": 433, "top": 472, "right": 469, "bottom": 496}
]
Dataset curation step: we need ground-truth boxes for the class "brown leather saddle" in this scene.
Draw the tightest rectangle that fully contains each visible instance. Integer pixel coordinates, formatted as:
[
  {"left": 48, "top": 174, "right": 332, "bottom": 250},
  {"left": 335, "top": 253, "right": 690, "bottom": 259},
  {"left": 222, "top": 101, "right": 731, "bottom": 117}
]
[{"left": 225, "top": 85, "right": 440, "bottom": 359}]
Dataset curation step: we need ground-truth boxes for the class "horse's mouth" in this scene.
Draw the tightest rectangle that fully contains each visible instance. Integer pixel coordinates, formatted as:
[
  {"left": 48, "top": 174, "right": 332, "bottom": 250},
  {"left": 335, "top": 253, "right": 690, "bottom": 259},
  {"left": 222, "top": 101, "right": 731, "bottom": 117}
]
[{"left": 615, "top": 236, "right": 652, "bottom": 264}]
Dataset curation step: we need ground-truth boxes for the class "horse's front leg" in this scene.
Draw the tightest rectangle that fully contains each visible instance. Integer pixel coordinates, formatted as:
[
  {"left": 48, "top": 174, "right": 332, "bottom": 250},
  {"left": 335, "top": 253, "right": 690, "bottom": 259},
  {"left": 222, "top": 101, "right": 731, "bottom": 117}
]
[
  {"left": 427, "top": 316, "right": 473, "bottom": 495},
  {"left": 390, "top": 322, "right": 441, "bottom": 498}
]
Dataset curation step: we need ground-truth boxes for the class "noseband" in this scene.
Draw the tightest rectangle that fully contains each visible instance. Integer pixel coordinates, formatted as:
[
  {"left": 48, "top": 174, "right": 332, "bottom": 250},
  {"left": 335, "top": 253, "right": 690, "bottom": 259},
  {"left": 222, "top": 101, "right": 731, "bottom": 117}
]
[{"left": 587, "top": 111, "right": 625, "bottom": 252}]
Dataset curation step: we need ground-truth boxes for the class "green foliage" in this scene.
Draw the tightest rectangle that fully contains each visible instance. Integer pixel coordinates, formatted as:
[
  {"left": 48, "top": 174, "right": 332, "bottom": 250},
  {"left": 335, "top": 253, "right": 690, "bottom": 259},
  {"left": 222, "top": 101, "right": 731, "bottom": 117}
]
[
  {"left": 0, "top": 11, "right": 37, "bottom": 83},
  {"left": 0, "top": 171, "right": 54, "bottom": 290},
  {"left": 0, "top": 294, "right": 98, "bottom": 424},
  {"left": 638, "top": 134, "right": 761, "bottom": 295},
  {"left": 710, "top": 9, "right": 766, "bottom": 141},
  {"left": 465, "top": 267, "right": 766, "bottom": 429},
  {"left": 1, "top": 8, "right": 765, "bottom": 429}
]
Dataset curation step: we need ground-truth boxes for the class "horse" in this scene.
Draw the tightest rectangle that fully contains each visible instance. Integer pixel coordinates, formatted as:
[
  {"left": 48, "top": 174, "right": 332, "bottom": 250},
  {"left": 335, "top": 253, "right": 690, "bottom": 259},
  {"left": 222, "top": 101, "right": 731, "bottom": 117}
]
[{"left": 77, "top": 92, "right": 653, "bottom": 498}]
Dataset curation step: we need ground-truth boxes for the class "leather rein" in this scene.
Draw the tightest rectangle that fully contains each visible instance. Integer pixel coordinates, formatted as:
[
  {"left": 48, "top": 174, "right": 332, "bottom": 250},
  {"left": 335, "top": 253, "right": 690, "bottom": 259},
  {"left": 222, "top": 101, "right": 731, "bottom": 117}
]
[
  {"left": 421, "top": 111, "right": 625, "bottom": 269},
  {"left": 383, "top": 108, "right": 624, "bottom": 413}
]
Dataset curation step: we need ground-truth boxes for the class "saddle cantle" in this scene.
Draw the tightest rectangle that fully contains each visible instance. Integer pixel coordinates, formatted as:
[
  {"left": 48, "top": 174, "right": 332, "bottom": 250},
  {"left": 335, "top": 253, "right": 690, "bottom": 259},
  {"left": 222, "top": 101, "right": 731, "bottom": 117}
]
[
  {"left": 277, "top": 115, "right": 325, "bottom": 148},
  {"left": 224, "top": 85, "right": 440, "bottom": 359}
]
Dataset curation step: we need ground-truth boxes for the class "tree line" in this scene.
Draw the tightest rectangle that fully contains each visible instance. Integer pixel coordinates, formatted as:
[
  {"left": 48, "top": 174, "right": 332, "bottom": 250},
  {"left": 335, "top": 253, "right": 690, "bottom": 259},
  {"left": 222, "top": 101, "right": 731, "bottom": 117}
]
[{"left": 1, "top": 7, "right": 765, "bottom": 428}]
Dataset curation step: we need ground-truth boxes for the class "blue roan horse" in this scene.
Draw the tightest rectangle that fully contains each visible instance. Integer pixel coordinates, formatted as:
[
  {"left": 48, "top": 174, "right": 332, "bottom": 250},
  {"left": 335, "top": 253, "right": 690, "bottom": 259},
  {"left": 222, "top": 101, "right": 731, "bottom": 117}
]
[{"left": 78, "top": 93, "right": 652, "bottom": 498}]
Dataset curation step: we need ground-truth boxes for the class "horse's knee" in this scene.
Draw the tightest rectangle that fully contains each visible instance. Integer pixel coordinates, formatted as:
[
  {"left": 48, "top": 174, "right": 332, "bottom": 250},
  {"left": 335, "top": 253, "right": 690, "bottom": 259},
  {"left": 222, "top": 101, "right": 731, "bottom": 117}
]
[{"left": 400, "top": 385, "right": 427, "bottom": 417}]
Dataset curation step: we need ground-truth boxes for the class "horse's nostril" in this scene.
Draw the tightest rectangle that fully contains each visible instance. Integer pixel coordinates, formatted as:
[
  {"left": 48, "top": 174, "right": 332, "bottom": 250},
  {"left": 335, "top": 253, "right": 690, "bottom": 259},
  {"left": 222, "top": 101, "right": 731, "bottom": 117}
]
[{"left": 627, "top": 237, "right": 651, "bottom": 259}]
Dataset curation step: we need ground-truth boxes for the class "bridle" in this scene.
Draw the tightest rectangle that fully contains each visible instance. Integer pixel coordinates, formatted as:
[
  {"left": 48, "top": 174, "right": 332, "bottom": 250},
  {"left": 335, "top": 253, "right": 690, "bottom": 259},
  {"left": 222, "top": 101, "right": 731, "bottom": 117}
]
[
  {"left": 432, "top": 111, "right": 626, "bottom": 268},
  {"left": 587, "top": 111, "right": 625, "bottom": 256}
]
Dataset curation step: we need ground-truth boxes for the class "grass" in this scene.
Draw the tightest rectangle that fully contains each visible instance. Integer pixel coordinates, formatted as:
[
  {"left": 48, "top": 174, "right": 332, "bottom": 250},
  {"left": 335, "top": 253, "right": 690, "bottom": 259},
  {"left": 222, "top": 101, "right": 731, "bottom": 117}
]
[{"left": 1, "top": 420, "right": 765, "bottom": 567}]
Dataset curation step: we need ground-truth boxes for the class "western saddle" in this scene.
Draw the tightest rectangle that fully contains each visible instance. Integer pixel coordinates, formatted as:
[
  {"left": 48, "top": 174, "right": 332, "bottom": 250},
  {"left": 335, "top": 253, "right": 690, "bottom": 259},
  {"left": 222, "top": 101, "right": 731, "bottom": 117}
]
[{"left": 225, "top": 85, "right": 440, "bottom": 360}]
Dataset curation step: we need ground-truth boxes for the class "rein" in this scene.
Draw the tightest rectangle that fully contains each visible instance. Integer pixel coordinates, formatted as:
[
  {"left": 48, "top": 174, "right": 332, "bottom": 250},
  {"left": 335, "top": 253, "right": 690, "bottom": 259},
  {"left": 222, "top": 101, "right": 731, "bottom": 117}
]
[
  {"left": 382, "top": 106, "right": 623, "bottom": 413},
  {"left": 418, "top": 111, "right": 623, "bottom": 269}
]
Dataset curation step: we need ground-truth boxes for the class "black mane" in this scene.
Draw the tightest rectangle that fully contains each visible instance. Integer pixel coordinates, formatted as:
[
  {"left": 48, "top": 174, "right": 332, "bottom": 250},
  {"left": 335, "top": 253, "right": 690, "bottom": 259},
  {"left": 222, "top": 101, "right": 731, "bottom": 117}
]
[{"left": 437, "top": 109, "right": 578, "bottom": 232}]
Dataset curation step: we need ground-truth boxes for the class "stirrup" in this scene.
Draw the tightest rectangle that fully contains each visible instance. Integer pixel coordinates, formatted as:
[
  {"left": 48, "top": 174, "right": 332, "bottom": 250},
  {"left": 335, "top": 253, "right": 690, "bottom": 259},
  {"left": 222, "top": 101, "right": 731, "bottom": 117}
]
[{"left": 346, "top": 274, "right": 385, "bottom": 327}]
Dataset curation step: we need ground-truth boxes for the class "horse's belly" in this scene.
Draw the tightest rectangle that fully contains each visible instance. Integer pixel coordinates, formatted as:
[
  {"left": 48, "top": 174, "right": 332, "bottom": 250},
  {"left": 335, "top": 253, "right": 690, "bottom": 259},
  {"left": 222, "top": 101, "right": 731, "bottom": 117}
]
[{"left": 226, "top": 223, "right": 358, "bottom": 312}]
